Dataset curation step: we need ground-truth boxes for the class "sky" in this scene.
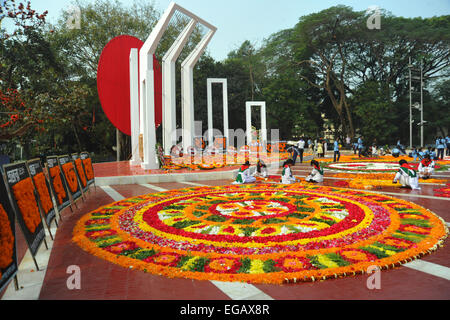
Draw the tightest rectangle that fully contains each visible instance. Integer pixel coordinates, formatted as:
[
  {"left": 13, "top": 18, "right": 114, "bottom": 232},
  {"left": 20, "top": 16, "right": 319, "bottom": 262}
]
[{"left": 5, "top": 0, "right": 450, "bottom": 61}]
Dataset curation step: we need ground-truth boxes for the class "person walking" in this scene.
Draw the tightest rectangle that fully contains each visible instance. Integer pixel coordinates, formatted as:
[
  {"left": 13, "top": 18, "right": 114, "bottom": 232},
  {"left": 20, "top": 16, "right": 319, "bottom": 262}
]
[
  {"left": 353, "top": 139, "right": 358, "bottom": 154},
  {"left": 446, "top": 135, "right": 450, "bottom": 156},
  {"left": 297, "top": 137, "right": 306, "bottom": 164},
  {"left": 436, "top": 136, "right": 445, "bottom": 160},
  {"left": 317, "top": 140, "right": 324, "bottom": 158},
  {"left": 357, "top": 137, "right": 364, "bottom": 158},
  {"left": 333, "top": 139, "right": 340, "bottom": 162}
]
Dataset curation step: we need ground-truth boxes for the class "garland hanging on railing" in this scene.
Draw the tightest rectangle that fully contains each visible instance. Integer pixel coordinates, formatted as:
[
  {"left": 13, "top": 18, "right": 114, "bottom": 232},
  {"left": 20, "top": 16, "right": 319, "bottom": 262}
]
[
  {"left": 11, "top": 177, "right": 41, "bottom": 233},
  {"left": 49, "top": 166, "right": 67, "bottom": 205},
  {"left": 32, "top": 172, "right": 53, "bottom": 215}
]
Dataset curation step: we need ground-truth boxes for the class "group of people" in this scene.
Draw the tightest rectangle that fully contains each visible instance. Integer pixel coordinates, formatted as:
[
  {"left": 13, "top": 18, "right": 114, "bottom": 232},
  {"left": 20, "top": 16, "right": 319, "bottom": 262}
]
[
  {"left": 288, "top": 137, "right": 341, "bottom": 164},
  {"left": 233, "top": 158, "right": 324, "bottom": 185},
  {"left": 233, "top": 157, "right": 433, "bottom": 191}
]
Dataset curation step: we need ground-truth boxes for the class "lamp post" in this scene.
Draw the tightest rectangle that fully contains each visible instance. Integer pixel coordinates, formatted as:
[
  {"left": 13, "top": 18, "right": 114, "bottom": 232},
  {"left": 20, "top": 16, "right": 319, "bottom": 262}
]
[
  {"left": 408, "top": 57, "right": 413, "bottom": 149},
  {"left": 408, "top": 58, "right": 425, "bottom": 148},
  {"left": 420, "top": 63, "right": 424, "bottom": 147}
]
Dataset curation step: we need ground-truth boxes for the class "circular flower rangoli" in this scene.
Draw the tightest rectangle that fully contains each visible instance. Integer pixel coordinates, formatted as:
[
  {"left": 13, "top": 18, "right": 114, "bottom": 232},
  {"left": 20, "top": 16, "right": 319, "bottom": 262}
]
[{"left": 73, "top": 184, "right": 448, "bottom": 284}]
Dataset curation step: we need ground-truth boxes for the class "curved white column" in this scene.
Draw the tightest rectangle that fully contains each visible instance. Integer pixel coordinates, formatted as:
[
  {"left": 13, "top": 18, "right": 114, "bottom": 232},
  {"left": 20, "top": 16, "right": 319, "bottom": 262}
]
[
  {"left": 181, "top": 28, "right": 216, "bottom": 151},
  {"left": 129, "top": 48, "right": 140, "bottom": 165},
  {"left": 162, "top": 19, "right": 197, "bottom": 155}
]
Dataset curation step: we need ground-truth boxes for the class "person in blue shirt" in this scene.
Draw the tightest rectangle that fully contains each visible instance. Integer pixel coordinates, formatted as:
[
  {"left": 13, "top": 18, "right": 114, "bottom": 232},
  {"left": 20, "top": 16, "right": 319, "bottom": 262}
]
[
  {"left": 392, "top": 146, "right": 400, "bottom": 158},
  {"left": 446, "top": 135, "right": 450, "bottom": 156},
  {"left": 353, "top": 140, "right": 358, "bottom": 154},
  {"left": 418, "top": 148, "right": 425, "bottom": 159},
  {"left": 333, "top": 140, "right": 340, "bottom": 162},
  {"left": 428, "top": 147, "right": 437, "bottom": 160},
  {"left": 411, "top": 146, "right": 422, "bottom": 161},
  {"left": 436, "top": 136, "right": 445, "bottom": 160},
  {"left": 357, "top": 137, "right": 364, "bottom": 158}
]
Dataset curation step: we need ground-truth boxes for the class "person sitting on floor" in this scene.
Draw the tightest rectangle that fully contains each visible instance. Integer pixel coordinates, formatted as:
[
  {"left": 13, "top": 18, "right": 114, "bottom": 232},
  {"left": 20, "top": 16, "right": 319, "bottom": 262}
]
[
  {"left": 418, "top": 154, "right": 435, "bottom": 179},
  {"left": 305, "top": 160, "right": 324, "bottom": 183},
  {"left": 253, "top": 159, "right": 268, "bottom": 178},
  {"left": 392, "top": 160, "right": 420, "bottom": 190},
  {"left": 281, "top": 159, "right": 297, "bottom": 184},
  {"left": 233, "top": 161, "right": 256, "bottom": 184}
]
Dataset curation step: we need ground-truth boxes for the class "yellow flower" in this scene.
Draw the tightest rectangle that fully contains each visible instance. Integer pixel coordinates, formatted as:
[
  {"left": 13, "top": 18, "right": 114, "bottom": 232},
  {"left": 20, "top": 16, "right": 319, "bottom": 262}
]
[{"left": 248, "top": 259, "right": 265, "bottom": 274}]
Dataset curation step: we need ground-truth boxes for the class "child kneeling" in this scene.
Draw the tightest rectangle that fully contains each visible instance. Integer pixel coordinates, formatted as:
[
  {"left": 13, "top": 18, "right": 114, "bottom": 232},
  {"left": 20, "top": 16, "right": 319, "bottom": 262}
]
[
  {"left": 233, "top": 161, "right": 256, "bottom": 184},
  {"left": 281, "top": 159, "right": 297, "bottom": 184},
  {"left": 305, "top": 160, "right": 324, "bottom": 183}
]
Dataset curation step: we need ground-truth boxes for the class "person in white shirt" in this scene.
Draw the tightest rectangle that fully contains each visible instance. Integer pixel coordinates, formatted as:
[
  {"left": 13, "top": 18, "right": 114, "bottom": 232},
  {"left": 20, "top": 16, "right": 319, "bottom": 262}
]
[
  {"left": 393, "top": 160, "right": 420, "bottom": 190},
  {"left": 281, "top": 159, "right": 297, "bottom": 184},
  {"left": 233, "top": 161, "right": 256, "bottom": 184},
  {"left": 418, "top": 154, "right": 435, "bottom": 179},
  {"left": 306, "top": 160, "right": 324, "bottom": 183},
  {"left": 253, "top": 159, "right": 268, "bottom": 178},
  {"left": 297, "top": 137, "right": 306, "bottom": 163}
]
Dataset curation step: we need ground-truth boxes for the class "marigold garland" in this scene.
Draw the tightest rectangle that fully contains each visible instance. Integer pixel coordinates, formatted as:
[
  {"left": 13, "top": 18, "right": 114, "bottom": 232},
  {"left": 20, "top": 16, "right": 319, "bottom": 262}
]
[
  {"left": 82, "top": 158, "right": 94, "bottom": 181},
  {"left": 32, "top": 172, "right": 53, "bottom": 215},
  {"left": 73, "top": 184, "right": 448, "bottom": 284},
  {"left": 75, "top": 159, "right": 87, "bottom": 187},
  {"left": 0, "top": 204, "right": 14, "bottom": 269},
  {"left": 12, "top": 178, "right": 41, "bottom": 234},
  {"left": 61, "top": 162, "right": 78, "bottom": 193},
  {"left": 49, "top": 166, "right": 67, "bottom": 205}
]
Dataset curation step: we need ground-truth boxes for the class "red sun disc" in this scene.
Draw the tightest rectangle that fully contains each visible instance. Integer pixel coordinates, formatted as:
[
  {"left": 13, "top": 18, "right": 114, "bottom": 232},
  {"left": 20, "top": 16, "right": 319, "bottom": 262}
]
[{"left": 97, "top": 35, "right": 162, "bottom": 136}]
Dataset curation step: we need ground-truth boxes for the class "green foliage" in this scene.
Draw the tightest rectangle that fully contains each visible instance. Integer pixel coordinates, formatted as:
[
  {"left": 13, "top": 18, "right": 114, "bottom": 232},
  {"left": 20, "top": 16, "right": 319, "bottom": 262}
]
[{"left": 1, "top": 1, "right": 449, "bottom": 161}]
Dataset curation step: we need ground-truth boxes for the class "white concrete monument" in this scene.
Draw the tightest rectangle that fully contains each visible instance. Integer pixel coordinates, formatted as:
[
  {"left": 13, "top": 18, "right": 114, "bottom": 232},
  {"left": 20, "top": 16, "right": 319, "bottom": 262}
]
[
  {"left": 206, "top": 78, "right": 229, "bottom": 147},
  {"left": 129, "top": 48, "right": 140, "bottom": 165},
  {"left": 245, "top": 101, "right": 267, "bottom": 145},
  {"left": 131, "top": 2, "right": 216, "bottom": 169}
]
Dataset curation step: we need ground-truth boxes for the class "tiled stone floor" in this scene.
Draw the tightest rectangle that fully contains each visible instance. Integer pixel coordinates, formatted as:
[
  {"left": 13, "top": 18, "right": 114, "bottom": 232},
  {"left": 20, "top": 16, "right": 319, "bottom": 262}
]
[{"left": 2, "top": 158, "right": 450, "bottom": 300}]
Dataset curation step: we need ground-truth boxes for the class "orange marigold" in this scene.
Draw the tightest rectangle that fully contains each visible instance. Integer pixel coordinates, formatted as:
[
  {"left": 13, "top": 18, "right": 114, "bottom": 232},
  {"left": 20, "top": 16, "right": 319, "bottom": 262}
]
[
  {"left": 62, "top": 163, "right": 78, "bottom": 193},
  {"left": 82, "top": 158, "right": 94, "bottom": 181},
  {"left": 75, "top": 159, "right": 87, "bottom": 187},
  {"left": 32, "top": 172, "right": 53, "bottom": 215},
  {"left": 12, "top": 178, "right": 41, "bottom": 234},
  {"left": 49, "top": 166, "right": 66, "bottom": 205},
  {"left": 0, "top": 203, "right": 14, "bottom": 269}
]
